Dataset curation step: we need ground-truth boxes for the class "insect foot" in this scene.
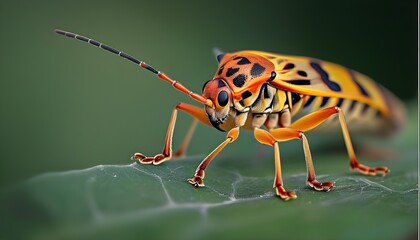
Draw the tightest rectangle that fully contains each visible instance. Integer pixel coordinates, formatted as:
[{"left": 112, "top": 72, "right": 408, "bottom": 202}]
[
  {"left": 351, "top": 161, "right": 389, "bottom": 176},
  {"left": 131, "top": 153, "right": 169, "bottom": 165},
  {"left": 275, "top": 185, "right": 297, "bottom": 201},
  {"left": 187, "top": 176, "right": 205, "bottom": 187},
  {"left": 307, "top": 180, "right": 335, "bottom": 192},
  {"left": 187, "top": 169, "right": 205, "bottom": 187}
]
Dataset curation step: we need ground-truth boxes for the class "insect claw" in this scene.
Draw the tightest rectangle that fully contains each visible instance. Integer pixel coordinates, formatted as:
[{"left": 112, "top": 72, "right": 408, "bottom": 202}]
[
  {"left": 131, "top": 153, "right": 169, "bottom": 165},
  {"left": 187, "top": 177, "right": 205, "bottom": 187},
  {"left": 131, "top": 153, "right": 146, "bottom": 161}
]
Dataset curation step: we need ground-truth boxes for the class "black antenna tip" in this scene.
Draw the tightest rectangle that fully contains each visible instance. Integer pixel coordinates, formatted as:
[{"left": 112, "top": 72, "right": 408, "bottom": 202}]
[
  {"left": 54, "top": 29, "right": 66, "bottom": 35},
  {"left": 54, "top": 29, "right": 141, "bottom": 65}
]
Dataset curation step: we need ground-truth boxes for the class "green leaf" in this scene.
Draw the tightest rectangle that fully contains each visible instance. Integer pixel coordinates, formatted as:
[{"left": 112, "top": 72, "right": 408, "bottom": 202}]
[{"left": 1, "top": 102, "right": 417, "bottom": 240}]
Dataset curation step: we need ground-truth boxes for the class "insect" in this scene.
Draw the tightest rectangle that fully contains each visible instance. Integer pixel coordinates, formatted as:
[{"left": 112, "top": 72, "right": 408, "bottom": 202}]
[{"left": 55, "top": 29, "right": 405, "bottom": 200}]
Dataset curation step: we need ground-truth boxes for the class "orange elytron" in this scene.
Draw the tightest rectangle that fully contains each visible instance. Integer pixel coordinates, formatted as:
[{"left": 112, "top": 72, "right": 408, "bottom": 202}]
[{"left": 55, "top": 29, "right": 405, "bottom": 200}]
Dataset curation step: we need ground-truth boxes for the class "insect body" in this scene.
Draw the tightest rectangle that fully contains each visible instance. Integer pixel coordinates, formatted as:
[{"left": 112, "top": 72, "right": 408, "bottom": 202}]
[{"left": 55, "top": 29, "right": 405, "bottom": 200}]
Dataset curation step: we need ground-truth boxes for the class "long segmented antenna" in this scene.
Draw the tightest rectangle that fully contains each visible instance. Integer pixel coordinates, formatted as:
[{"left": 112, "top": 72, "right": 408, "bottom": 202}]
[{"left": 54, "top": 29, "right": 214, "bottom": 108}]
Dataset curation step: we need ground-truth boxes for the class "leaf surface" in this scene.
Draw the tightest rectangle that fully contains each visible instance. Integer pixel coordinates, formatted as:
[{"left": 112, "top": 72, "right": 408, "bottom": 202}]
[{"left": 0, "top": 103, "right": 417, "bottom": 240}]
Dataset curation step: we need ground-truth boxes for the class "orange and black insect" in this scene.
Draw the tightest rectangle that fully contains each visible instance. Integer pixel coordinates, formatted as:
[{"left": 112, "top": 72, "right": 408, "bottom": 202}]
[{"left": 55, "top": 29, "right": 406, "bottom": 200}]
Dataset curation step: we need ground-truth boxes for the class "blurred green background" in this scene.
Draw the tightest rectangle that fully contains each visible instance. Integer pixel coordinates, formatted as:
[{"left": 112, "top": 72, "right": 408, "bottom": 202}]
[
  {"left": 0, "top": 0, "right": 418, "bottom": 239},
  {"left": 0, "top": 0, "right": 417, "bottom": 187}
]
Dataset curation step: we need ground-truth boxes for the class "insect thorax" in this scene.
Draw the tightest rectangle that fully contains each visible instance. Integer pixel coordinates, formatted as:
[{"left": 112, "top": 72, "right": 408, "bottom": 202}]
[{"left": 227, "top": 84, "right": 295, "bottom": 129}]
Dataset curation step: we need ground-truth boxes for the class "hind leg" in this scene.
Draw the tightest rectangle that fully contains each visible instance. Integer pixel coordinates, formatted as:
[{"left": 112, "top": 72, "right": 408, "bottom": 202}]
[{"left": 290, "top": 106, "right": 389, "bottom": 176}]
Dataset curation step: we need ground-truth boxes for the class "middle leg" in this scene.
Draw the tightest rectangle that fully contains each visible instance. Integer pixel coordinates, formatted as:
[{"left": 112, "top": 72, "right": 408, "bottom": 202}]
[
  {"left": 255, "top": 128, "right": 334, "bottom": 200},
  {"left": 270, "top": 128, "right": 335, "bottom": 191},
  {"left": 254, "top": 128, "right": 298, "bottom": 200}
]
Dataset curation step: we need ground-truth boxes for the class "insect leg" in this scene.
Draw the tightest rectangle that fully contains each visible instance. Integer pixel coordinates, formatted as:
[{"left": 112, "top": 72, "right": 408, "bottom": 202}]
[
  {"left": 174, "top": 119, "right": 198, "bottom": 157},
  {"left": 132, "top": 103, "right": 211, "bottom": 165},
  {"left": 132, "top": 107, "right": 178, "bottom": 165},
  {"left": 290, "top": 106, "right": 389, "bottom": 176},
  {"left": 188, "top": 127, "right": 239, "bottom": 187},
  {"left": 269, "top": 128, "right": 335, "bottom": 192},
  {"left": 253, "top": 128, "right": 297, "bottom": 200}
]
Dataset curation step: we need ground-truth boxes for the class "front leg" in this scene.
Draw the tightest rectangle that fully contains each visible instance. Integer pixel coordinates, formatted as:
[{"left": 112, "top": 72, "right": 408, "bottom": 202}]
[
  {"left": 132, "top": 106, "right": 178, "bottom": 165},
  {"left": 188, "top": 127, "right": 239, "bottom": 187},
  {"left": 132, "top": 102, "right": 211, "bottom": 165}
]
